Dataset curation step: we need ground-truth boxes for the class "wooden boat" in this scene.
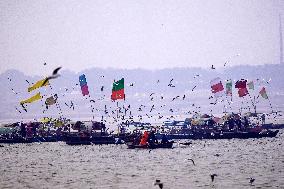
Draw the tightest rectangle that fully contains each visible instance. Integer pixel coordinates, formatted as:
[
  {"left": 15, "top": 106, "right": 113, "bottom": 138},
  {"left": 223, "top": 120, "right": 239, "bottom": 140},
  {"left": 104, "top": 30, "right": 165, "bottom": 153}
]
[
  {"left": 65, "top": 133, "right": 91, "bottom": 145},
  {"left": 127, "top": 141, "right": 174, "bottom": 149},
  {"left": 91, "top": 135, "right": 116, "bottom": 144},
  {"left": 156, "top": 129, "right": 279, "bottom": 140},
  {"left": 0, "top": 137, "right": 33, "bottom": 144}
]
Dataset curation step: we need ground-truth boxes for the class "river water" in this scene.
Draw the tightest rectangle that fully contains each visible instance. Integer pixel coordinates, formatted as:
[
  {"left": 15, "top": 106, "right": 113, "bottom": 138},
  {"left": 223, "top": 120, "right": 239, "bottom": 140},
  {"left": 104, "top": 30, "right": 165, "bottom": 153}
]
[{"left": 0, "top": 131, "right": 284, "bottom": 189}]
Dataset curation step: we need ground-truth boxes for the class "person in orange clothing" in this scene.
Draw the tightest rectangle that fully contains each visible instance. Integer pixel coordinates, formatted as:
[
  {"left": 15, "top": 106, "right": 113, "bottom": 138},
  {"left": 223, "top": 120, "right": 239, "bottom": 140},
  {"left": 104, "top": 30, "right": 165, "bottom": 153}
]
[{"left": 139, "top": 131, "right": 149, "bottom": 145}]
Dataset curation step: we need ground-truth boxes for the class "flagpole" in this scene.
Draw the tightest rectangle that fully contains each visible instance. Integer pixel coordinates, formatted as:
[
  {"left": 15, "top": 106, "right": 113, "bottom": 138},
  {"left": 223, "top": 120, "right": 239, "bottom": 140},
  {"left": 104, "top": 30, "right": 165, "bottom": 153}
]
[
  {"left": 267, "top": 97, "right": 274, "bottom": 113},
  {"left": 247, "top": 93, "right": 256, "bottom": 114}
]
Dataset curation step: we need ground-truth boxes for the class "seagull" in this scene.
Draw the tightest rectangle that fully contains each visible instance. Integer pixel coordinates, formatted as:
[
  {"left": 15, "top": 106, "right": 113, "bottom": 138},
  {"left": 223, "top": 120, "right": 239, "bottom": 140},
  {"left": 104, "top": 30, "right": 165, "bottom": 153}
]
[
  {"left": 150, "top": 105, "right": 155, "bottom": 112},
  {"left": 25, "top": 80, "right": 30, "bottom": 84},
  {"left": 129, "top": 83, "right": 134, "bottom": 86},
  {"left": 249, "top": 177, "right": 255, "bottom": 185},
  {"left": 192, "top": 86, "right": 197, "bottom": 91},
  {"left": 15, "top": 107, "right": 21, "bottom": 114},
  {"left": 188, "top": 158, "right": 195, "bottom": 166},
  {"left": 224, "top": 61, "right": 229, "bottom": 67},
  {"left": 42, "top": 66, "right": 62, "bottom": 86},
  {"left": 154, "top": 179, "right": 163, "bottom": 189},
  {"left": 210, "top": 174, "right": 217, "bottom": 182},
  {"left": 168, "top": 78, "right": 175, "bottom": 87},
  {"left": 211, "top": 65, "right": 216, "bottom": 69},
  {"left": 172, "top": 96, "right": 180, "bottom": 101},
  {"left": 101, "top": 86, "right": 104, "bottom": 91},
  {"left": 182, "top": 95, "right": 186, "bottom": 100},
  {"left": 7, "top": 77, "right": 12, "bottom": 81},
  {"left": 44, "top": 62, "right": 47, "bottom": 66},
  {"left": 21, "top": 104, "right": 27, "bottom": 112},
  {"left": 90, "top": 99, "right": 96, "bottom": 103},
  {"left": 11, "top": 88, "right": 18, "bottom": 95},
  {"left": 193, "top": 74, "right": 200, "bottom": 78},
  {"left": 150, "top": 93, "right": 155, "bottom": 97}
]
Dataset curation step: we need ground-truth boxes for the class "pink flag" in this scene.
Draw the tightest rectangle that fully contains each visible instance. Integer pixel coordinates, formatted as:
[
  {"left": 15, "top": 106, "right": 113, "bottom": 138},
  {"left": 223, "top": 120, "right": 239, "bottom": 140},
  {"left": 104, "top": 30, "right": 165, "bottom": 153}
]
[{"left": 81, "top": 85, "right": 89, "bottom": 96}]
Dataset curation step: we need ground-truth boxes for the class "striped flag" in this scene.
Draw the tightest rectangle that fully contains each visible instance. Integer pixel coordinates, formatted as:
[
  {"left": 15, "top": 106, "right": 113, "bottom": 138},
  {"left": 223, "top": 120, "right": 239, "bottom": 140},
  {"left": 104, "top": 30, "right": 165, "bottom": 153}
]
[
  {"left": 111, "top": 78, "right": 125, "bottom": 101},
  {"left": 225, "top": 79, "right": 232, "bottom": 96},
  {"left": 79, "top": 74, "right": 89, "bottom": 96},
  {"left": 210, "top": 77, "right": 224, "bottom": 97},
  {"left": 259, "top": 87, "right": 268, "bottom": 99},
  {"left": 247, "top": 81, "right": 254, "bottom": 90}
]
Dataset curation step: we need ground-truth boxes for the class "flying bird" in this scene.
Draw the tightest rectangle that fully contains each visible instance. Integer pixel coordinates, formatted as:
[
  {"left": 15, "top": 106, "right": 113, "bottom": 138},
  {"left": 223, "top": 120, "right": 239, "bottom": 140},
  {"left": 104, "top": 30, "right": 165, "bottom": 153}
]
[
  {"left": 21, "top": 104, "right": 27, "bottom": 112},
  {"left": 129, "top": 83, "right": 134, "bottom": 86},
  {"left": 210, "top": 174, "right": 217, "bottom": 182},
  {"left": 44, "top": 62, "right": 47, "bottom": 66},
  {"left": 188, "top": 158, "right": 195, "bottom": 166},
  {"left": 150, "top": 93, "right": 155, "bottom": 97},
  {"left": 192, "top": 86, "right": 197, "bottom": 91},
  {"left": 211, "top": 65, "right": 216, "bottom": 69},
  {"left": 249, "top": 178, "right": 255, "bottom": 185},
  {"left": 172, "top": 96, "right": 180, "bottom": 101},
  {"left": 182, "top": 95, "right": 186, "bottom": 100},
  {"left": 154, "top": 179, "right": 163, "bottom": 189},
  {"left": 11, "top": 88, "right": 18, "bottom": 95},
  {"left": 168, "top": 78, "right": 175, "bottom": 87},
  {"left": 193, "top": 74, "right": 200, "bottom": 78},
  {"left": 42, "top": 66, "right": 62, "bottom": 86},
  {"left": 150, "top": 105, "right": 155, "bottom": 112},
  {"left": 15, "top": 107, "right": 21, "bottom": 114},
  {"left": 224, "top": 61, "right": 229, "bottom": 67},
  {"left": 101, "top": 86, "right": 104, "bottom": 91}
]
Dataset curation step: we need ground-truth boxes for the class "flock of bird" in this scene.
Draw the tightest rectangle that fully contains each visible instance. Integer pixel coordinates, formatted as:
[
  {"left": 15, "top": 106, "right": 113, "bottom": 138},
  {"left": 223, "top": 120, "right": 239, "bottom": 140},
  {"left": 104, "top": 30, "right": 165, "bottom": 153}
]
[{"left": 6, "top": 60, "right": 282, "bottom": 125}]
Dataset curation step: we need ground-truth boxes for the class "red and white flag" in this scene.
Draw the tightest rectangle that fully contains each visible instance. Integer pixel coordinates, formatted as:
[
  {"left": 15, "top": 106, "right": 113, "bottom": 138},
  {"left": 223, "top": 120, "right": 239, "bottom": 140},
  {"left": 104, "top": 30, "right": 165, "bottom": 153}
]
[{"left": 210, "top": 77, "right": 225, "bottom": 97}]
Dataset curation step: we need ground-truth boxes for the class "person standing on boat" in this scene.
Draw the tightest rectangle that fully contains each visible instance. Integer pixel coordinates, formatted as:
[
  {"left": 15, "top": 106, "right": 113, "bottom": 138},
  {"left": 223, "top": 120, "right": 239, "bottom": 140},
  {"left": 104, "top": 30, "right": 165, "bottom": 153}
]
[
  {"left": 243, "top": 116, "right": 249, "bottom": 130},
  {"left": 161, "top": 134, "right": 169, "bottom": 144},
  {"left": 261, "top": 114, "right": 266, "bottom": 125},
  {"left": 228, "top": 116, "right": 235, "bottom": 131},
  {"left": 148, "top": 130, "right": 158, "bottom": 145},
  {"left": 139, "top": 131, "right": 149, "bottom": 146}
]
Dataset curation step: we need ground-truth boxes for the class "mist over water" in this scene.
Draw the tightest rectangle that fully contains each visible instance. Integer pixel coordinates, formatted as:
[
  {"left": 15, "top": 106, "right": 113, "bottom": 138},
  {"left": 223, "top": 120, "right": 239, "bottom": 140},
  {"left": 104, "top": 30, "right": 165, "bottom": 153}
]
[{"left": 0, "top": 131, "right": 283, "bottom": 189}]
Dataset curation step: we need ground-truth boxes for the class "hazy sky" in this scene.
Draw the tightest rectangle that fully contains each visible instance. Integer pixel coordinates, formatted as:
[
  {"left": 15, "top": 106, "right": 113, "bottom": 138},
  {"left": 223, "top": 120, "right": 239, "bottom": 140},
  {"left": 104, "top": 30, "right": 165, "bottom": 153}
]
[{"left": 0, "top": 0, "right": 283, "bottom": 75}]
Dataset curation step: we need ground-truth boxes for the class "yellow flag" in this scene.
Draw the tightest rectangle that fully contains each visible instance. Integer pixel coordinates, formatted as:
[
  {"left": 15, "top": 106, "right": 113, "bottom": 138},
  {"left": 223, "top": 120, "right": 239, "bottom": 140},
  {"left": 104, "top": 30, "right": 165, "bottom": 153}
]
[
  {"left": 20, "top": 92, "right": 42, "bottom": 105},
  {"left": 28, "top": 78, "right": 49, "bottom": 92}
]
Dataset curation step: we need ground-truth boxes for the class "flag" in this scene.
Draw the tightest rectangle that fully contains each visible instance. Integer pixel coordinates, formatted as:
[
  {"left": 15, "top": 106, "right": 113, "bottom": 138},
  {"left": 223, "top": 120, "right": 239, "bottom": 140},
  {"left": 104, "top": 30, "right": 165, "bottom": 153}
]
[
  {"left": 238, "top": 88, "right": 248, "bottom": 97},
  {"left": 81, "top": 85, "right": 89, "bottom": 96},
  {"left": 225, "top": 79, "right": 232, "bottom": 96},
  {"left": 45, "top": 95, "right": 57, "bottom": 106},
  {"left": 111, "top": 78, "right": 125, "bottom": 100},
  {"left": 79, "top": 74, "right": 87, "bottom": 87},
  {"left": 210, "top": 77, "right": 224, "bottom": 97},
  {"left": 235, "top": 79, "right": 248, "bottom": 97},
  {"left": 20, "top": 92, "right": 42, "bottom": 105},
  {"left": 247, "top": 81, "right": 254, "bottom": 90},
  {"left": 79, "top": 74, "right": 89, "bottom": 96},
  {"left": 28, "top": 78, "right": 49, "bottom": 92},
  {"left": 259, "top": 87, "right": 268, "bottom": 99},
  {"left": 235, "top": 80, "right": 247, "bottom": 88}
]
